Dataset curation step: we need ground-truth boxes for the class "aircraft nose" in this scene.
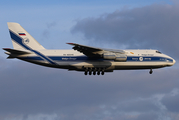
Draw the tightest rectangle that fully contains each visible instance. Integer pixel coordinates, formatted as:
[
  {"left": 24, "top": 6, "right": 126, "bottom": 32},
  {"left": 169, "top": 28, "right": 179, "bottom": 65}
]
[{"left": 173, "top": 59, "right": 176, "bottom": 65}]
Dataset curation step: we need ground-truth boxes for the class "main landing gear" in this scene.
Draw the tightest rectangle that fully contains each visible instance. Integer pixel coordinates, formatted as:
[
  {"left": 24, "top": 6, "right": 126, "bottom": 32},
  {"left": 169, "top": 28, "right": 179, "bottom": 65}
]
[
  {"left": 84, "top": 67, "right": 105, "bottom": 75},
  {"left": 149, "top": 68, "right": 153, "bottom": 74}
]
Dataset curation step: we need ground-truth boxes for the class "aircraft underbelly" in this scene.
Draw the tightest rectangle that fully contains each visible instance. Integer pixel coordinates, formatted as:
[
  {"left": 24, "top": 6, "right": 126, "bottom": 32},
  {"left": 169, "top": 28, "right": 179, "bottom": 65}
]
[
  {"left": 56, "top": 61, "right": 170, "bottom": 70},
  {"left": 18, "top": 56, "right": 172, "bottom": 70},
  {"left": 113, "top": 62, "right": 169, "bottom": 70}
]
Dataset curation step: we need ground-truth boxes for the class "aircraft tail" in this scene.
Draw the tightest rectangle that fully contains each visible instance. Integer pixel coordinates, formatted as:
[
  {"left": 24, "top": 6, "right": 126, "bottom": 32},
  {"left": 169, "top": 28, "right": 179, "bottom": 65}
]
[{"left": 7, "top": 22, "right": 45, "bottom": 50}]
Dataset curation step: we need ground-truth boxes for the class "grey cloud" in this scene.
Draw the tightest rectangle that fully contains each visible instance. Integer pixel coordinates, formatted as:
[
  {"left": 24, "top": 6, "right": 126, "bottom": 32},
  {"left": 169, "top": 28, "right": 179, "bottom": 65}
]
[
  {"left": 162, "top": 88, "right": 179, "bottom": 112},
  {"left": 41, "top": 22, "right": 57, "bottom": 40},
  {"left": 172, "top": 0, "right": 179, "bottom": 4},
  {"left": 72, "top": 3, "right": 179, "bottom": 59},
  {"left": 116, "top": 98, "right": 159, "bottom": 112},
  {"left": 133, "top": 113, "right": 158, "bottom": 120}
]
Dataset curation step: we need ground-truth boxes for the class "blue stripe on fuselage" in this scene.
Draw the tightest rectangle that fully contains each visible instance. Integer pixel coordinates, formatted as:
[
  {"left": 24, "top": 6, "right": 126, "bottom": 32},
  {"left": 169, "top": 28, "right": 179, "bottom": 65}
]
[
  {"left": 20, "top": 56, "right": 101, "bottom": 61},
  {"left": 19, "top": 56, "right": 173, "bottom": 62},
  {"left": 127, "top": 56, "right": 173, "bottom": 62}
]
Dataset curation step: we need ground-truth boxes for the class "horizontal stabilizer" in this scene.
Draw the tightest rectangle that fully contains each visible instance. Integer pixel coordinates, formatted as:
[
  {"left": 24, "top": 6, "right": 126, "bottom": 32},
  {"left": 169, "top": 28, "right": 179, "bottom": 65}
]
[{"left": 3, "top": 48, "right": 31, "bottom": 55}]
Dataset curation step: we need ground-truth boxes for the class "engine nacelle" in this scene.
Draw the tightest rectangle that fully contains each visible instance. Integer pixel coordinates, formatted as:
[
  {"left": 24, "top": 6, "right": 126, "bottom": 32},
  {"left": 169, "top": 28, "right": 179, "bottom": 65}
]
[
  {"left": 103, "top": 52, "right": 127, "bottom": 62},
  {"left": 115, "top": 53, "right": 127, "bottom": 62},
  {"left": 103, "top": 52, "right": 116, "bottom": 60}
]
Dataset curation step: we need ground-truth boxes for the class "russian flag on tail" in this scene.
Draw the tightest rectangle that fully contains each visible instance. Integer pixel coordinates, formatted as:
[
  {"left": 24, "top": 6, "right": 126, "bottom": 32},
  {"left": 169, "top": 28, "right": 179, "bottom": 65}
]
[{"left": 19, "top": 33, "right": 26, "bottom": 36}]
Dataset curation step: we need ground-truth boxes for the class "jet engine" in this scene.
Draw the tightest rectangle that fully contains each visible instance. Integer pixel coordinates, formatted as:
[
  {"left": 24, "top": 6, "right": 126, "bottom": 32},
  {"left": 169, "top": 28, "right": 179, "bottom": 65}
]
[{"left": 103, "top": 52, "right": 127, "bottom": 62}]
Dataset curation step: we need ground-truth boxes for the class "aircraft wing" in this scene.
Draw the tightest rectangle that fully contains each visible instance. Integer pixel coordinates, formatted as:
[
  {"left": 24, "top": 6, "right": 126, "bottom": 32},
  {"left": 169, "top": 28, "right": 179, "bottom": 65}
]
[{"left": 67, "top": 43, "right": 125, "bottom": 58}]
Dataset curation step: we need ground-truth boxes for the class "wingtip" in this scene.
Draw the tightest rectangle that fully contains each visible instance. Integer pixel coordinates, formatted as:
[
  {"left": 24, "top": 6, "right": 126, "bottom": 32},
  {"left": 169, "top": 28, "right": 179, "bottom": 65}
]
[
  {"left": 66, "top": 43, "right": 74, "bottom": 45},
  {"left": 3, "top": 48, "right": 11, "bottom": 50}
]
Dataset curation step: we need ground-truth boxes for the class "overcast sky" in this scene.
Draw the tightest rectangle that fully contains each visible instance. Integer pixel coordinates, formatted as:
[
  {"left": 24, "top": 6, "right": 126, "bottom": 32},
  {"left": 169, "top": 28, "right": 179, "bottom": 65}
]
[{"left": 0, "top": 0, "right": 179, "bottom": 120}]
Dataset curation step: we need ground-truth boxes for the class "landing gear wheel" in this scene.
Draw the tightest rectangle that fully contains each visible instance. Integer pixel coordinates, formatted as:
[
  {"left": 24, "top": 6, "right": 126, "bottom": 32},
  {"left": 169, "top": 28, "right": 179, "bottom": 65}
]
[
  {"left": 149, "top": 69, "right": 153, "bottom": 74},
  {"left": 97, "top": 71, "right": 100, "bottom": 75},
  {"left": 101, "top": 70, "right": 104, "bottom": 75},
  {"left": 84, "top": 71, "right": 88, "bottom": 75},
  {"left": 93, "top": 71, "right": 96, "bottom": 75}
]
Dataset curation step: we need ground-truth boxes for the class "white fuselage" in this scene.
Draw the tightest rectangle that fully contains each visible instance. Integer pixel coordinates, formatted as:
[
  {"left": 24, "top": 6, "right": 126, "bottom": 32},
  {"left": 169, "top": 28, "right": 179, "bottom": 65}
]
[{"left": 17, "top": 49, "right": 175, "bottom": 72}]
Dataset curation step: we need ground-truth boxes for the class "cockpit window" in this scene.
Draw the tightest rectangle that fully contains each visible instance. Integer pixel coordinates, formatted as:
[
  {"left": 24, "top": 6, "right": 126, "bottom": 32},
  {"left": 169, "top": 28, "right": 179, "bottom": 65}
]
[{"left": 156, "top": 51, "right": 162, "bottom": 54}]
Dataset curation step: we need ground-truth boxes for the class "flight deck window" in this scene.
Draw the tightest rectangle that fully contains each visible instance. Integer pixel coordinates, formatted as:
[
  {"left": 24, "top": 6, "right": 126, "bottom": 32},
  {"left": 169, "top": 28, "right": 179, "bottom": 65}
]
[{"left": 156, "top": 51, "right": 162, "bottom": 54}]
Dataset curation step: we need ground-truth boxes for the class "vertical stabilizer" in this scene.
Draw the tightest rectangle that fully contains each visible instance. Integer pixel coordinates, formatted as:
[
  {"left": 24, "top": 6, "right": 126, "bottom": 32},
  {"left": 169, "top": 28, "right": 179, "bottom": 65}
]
[{"left": 7, "top": 22, "right": 45, "bottom": 50}]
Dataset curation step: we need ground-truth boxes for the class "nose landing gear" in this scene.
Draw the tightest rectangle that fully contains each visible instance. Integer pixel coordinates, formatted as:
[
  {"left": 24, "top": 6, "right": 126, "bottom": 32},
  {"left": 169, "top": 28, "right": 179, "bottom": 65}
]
[{"left": 149, "top": 68, "right": 153, "bottom": 74}]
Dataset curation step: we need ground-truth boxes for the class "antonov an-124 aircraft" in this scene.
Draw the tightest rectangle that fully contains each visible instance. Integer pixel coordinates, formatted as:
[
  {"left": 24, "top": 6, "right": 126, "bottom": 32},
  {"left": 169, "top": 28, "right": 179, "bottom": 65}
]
[{"left": 3, "top": 22, "right": 176, "bottom": 75}]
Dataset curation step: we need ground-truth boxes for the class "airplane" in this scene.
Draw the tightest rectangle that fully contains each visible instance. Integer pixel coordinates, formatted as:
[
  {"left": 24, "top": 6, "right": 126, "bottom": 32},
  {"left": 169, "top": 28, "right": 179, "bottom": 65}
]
[{"left": 3, "top": 22, "right": 176, "bottom": 75}]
